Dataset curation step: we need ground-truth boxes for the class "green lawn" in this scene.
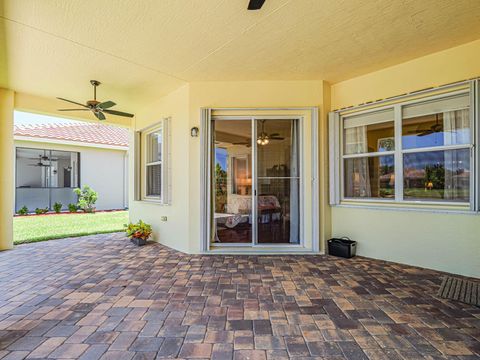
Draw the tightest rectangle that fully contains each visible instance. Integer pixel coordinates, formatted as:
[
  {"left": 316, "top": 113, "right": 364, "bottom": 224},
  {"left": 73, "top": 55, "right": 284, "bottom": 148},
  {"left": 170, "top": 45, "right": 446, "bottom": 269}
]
[{"left": 14, "top": 211, "right": 129, "bottom": 245}]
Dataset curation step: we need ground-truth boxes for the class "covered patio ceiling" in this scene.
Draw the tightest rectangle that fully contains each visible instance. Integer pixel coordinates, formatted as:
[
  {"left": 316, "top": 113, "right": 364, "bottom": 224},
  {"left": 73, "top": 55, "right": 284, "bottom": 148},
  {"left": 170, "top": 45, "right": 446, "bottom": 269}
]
[{"left": 0, "top": 0, "right": 480, "bottom": 109}]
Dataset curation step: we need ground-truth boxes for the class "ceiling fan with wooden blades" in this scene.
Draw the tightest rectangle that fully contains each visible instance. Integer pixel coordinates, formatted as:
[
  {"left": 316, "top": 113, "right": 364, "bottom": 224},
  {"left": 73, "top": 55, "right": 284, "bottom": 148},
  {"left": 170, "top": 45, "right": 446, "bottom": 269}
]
[
  {"left": 248, "top": 0, "right": 266, "bottom": 10},
  {"left": 232, "top": 141, "right": 252, "bottom": 148},
  {"left": 57, "top": 80, "right": 134, "bottom": 121},
  {"left": 407, "top": 114, "right": 443, "bottom": 137}
]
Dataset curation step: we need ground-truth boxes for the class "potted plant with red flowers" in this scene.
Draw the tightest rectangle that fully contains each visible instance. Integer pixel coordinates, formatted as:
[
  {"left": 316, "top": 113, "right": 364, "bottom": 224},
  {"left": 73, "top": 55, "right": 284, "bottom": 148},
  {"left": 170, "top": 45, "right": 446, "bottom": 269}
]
[{"left": 124, "top": 220, "right": 152, "bottom": 246}]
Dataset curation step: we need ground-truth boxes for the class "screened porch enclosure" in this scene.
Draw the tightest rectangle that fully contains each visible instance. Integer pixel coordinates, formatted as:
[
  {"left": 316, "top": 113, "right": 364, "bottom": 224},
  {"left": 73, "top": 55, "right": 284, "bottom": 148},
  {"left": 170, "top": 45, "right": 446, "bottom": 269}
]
[{"left": 15, "top": 147, "right": 80, "bottom": 212}]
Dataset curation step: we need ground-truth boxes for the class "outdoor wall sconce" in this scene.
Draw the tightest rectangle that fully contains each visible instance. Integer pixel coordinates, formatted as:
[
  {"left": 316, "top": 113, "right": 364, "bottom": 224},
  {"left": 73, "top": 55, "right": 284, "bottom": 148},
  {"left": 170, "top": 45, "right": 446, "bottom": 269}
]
[{"left": 191, "top": 126, "right": 199, "bottom": 137}]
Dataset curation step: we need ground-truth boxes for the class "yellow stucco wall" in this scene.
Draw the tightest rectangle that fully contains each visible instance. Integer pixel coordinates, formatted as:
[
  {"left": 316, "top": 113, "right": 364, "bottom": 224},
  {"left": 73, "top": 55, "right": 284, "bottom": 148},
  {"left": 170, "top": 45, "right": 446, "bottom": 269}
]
[
  {"left": 0, "top": 88, "right": 14, "bottom": 250},
  {"left": 129, "top": 84, "right": 191, "bottom": 253},
  {"left": 1, "top": 40, "right": 477, "bottom": 277},
  {"left": 332, "top": 207, "right": 480, "bottom": 277},
  {"left": 0, "top": 90, "right": 132, "bottom": 251},
  {"left": 129, "top": 80, "right": 330, "bottom": 254},
  {"left": 188, "top": 81, "right": 327, "bottom": 253},
  {"left": 332, "top": 39, "right": 480, "bottom": 110},
  {"left": 330, "top": 40, "right": 480, "bottom": 278}
]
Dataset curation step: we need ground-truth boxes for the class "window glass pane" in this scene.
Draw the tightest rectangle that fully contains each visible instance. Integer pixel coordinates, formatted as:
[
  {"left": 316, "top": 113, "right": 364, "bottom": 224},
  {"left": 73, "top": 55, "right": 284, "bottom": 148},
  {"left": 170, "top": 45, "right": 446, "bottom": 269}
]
[
  {"left": 15, "top": 188, "right": 49, "bottom": 212},
  {"left": 213, "top": 119, "right": 252, "bottom": 244},
  {"left": 257, "top": 178, "right": 299, "bottom": 244},
  {"left": 50, "top": 189, "right": 78, "bottom": 209},
  {"left": 16, "top": 148, "right": 47, "bottom": 188},
  {"left": 232, "top": 156, "right": 251, "bottom": 195},
  {"left": 344, "top": 122, "right": 394, "bottom": 155},
  {"left": 403, "top": 149, "right": 470, "bottom": 202},
  {"left": 402, "top": 109, "right": 470, "bottom": 150},
  {"left": 403, "top": 93, "right": 469, "bottom": 118},
  {"left": 343, "top": 109, "right": 394, "bottom": 128},
  {"left": 146, "top": 164, "right": 162, "bottom": 197},
  {"left": 344, "top": 156, "right": 395, "bottom": 198},
  {"left": 50, "top": 151, "right": 79, "bottom": 188},
  {"left": 257, "top": 119, "right": 299, "bottom": 177},
  {"left": 148, "top": 130, "right": 162, "bottom": 163}
]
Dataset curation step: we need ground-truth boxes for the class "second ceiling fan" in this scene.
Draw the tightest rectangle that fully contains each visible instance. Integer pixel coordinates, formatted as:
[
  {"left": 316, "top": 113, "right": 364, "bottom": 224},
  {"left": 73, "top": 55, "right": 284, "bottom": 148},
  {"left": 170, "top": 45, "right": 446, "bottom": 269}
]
[{"left": 57, "top": 80, "right": 134, "bottom": 121}]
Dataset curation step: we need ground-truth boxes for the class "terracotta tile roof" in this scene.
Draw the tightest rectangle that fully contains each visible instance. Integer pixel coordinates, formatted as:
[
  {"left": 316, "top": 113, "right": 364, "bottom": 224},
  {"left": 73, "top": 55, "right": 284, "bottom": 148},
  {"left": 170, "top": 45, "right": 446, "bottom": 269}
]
[{"left": 14, "top": 122, "right": 129, "bottom": 147}]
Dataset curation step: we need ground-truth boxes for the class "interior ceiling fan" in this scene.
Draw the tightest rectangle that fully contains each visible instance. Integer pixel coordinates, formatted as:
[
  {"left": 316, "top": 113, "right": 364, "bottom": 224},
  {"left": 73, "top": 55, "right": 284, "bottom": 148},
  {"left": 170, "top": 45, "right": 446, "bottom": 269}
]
[
  {"left": 248, "top": 0, "right": 266, "bottom": 10},
  {"left": 28, "top": 154, "right": 56, "bottom": 167},
  {"left": 28, "top": 155, "right": 58, "bottom": 162},
  {"left": 257, "top": 120, "right": 284, "bottom": 145},
  {"left": 57, "top": 80, "right": 134, "bottom": 121},
  {"left": 232, "top": 140, "right": 252, "bottom": 147},
  {"left": 29, "top": 162, "right": 50, "bottom": 167},
  {"left": 230, "top": 121, "right": 285, "bottom": 147},
  {"left": 407, "top": 114, "right": 443, "bottom": 137}
]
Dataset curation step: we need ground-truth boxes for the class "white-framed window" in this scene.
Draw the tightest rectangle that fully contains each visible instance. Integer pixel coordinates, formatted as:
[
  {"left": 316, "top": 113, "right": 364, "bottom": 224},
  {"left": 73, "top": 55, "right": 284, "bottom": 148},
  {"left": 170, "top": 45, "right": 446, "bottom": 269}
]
[
  {"left": 329, "top": 81, "right": 478, "bottom": 211},
  {"left": 136, "top": 118, "right": 171, "bottom": 204}
]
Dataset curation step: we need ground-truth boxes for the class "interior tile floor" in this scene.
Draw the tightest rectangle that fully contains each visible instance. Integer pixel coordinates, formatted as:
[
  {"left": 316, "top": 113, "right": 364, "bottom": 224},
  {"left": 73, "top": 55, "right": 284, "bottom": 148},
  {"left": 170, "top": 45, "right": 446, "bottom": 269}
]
[{"left": 0, "top": 233, "right": 478, "bottom": 359}]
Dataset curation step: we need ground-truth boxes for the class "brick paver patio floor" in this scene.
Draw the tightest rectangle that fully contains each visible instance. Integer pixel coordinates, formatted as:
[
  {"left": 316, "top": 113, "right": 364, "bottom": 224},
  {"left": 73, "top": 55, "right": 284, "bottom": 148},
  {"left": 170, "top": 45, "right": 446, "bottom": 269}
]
[{"left": 0, "top": 233, "right": 478, "bottom": 359}]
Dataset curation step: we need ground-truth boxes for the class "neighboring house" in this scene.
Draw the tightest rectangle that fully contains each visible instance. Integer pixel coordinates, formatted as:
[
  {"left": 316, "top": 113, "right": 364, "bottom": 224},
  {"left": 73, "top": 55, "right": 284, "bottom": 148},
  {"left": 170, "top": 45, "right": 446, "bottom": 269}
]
[{"left": 14, "top": 121, "right": 129, "bottom": 212}]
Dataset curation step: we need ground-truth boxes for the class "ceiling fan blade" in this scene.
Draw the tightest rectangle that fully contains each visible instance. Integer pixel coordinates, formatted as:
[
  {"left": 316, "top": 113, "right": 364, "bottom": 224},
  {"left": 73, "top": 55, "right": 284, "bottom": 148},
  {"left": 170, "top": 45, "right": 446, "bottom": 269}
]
[
  {"left": 103, "top": 109, "right": 134, "bottom": 118},
  {"left": 269, "top": 133, "right": 280, "bottom": 137},
  {"left": 98, "top": 101, "right": 116, "bottom": 109},
  {"left": 94, "top": 111, "right": 106, "bottom": 121},
  {"left": 57, "top": 97, "right": 88, "bottom": 108},
  {"left": 418, "top": 130, "right": 434, "bottom": 137},
  {"left": 270, "top": 137, "right": 285, "bottom": 140},
  {"left": 248, "top": 0, "right": 266, "bottom": 10},
  {"left": 58, "top": 108, "right": 90, "bottom": 111}
]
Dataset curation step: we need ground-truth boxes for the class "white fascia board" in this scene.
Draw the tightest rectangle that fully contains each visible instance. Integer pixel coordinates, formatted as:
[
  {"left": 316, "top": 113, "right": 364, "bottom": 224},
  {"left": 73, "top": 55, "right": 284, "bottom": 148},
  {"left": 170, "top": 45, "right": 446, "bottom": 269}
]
[{"left": 14, "top": 135, "right": 128, "bottom": 151}]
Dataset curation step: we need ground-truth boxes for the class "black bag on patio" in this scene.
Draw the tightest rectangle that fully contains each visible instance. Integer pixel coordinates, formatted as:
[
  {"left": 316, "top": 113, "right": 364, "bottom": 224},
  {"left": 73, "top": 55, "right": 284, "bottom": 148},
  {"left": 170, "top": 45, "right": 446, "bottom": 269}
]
[{"left": 328, "top": 237, "right": 356, "bottom": 258}]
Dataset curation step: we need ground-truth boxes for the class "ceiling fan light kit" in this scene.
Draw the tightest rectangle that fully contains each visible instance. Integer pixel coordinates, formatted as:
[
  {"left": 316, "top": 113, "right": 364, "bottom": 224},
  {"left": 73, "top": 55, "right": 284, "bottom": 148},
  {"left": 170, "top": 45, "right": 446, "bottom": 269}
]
[
  {"left": 256, "top": 120, "right": 284, "bottom": 146},
  {"left": 57, "top": 80, "right": 134, "bottom": 121},
  {"left": 257, "top": 136, "right": 269, "bottom": 146}
]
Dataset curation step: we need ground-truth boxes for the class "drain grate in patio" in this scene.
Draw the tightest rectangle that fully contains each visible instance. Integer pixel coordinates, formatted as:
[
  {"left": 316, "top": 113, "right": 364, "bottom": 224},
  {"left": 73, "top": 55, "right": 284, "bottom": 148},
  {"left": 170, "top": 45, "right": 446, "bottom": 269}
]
[{"left": 438, "top": 276, "right": 480, "bottom": 306}]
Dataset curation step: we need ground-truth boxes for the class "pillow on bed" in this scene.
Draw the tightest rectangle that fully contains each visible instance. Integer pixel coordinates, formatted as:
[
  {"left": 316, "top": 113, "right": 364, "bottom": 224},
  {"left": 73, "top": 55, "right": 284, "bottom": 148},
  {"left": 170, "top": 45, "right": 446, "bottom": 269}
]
[{"left": 227, "top": 194, "right": 281, "bottom": 213}]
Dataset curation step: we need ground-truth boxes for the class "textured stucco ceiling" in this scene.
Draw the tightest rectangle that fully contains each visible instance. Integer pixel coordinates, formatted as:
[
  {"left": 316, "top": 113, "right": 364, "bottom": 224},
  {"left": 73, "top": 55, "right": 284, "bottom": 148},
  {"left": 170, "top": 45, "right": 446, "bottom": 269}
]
[{"left": 1, "top": 0, "right": 480, "bottom": 109}]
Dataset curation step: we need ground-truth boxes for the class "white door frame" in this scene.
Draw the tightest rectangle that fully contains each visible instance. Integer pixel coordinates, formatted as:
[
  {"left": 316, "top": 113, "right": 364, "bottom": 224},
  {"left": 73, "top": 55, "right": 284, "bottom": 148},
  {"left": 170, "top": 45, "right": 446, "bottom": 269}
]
[{"left": 200, "top": 107, "right": 319, "bottom": 253}]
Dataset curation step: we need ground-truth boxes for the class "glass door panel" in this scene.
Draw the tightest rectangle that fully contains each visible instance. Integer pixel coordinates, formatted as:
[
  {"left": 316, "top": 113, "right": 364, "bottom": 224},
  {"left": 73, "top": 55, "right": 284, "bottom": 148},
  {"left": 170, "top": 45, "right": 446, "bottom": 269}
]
[
  {"left": 212, "top": 119, "right": 253, "bottom": 244},
  {"left": 256, "top": 119, "right": 300, "bottom": 244}
]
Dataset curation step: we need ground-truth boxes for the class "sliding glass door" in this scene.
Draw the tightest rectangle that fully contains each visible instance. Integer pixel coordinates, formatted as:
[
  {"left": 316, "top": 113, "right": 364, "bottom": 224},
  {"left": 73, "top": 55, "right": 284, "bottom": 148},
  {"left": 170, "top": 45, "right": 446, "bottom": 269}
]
[
  {"left": 256, "top": 119, "right": 300, "bottom": 244},
  {"left": 213, "top": 119, "right": 253, "bottom": 244},
  {"left": 212, "top": 117, "right": 301, "bottom": 246}
]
